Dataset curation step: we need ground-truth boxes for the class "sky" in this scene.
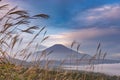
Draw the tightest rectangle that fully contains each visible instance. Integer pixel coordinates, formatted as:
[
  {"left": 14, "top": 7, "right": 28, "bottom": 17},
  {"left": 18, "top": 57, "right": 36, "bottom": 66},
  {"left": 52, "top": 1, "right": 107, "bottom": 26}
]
[{"left": 1, "top": 0, "right": 120, "bottom": 59}]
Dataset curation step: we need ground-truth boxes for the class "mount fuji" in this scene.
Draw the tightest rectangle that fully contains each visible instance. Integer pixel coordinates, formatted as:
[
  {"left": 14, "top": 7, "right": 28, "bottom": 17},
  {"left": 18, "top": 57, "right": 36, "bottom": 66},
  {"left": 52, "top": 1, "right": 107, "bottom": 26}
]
[{"left": 33, "top": 44, "right": 91, "bottom": 61}]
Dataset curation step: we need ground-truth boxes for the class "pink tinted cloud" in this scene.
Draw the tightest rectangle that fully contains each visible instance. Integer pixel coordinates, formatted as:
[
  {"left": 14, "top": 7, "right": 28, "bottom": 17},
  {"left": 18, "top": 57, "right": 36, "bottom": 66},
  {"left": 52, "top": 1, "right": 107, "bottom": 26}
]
[
  {"left": 75, "top": 4, "right": 120, "bottom": 24},
  {"left": 45, "top": 28, "right": 119, "bottom": 46},
  {"left": 60, "top": 28, "right": 119, "bottom": 40}
]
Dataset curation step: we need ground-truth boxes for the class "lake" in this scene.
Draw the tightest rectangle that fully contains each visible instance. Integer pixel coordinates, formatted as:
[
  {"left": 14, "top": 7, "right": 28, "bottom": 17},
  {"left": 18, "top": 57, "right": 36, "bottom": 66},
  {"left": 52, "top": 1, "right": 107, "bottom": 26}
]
[{"left": 63, "top": 63, "right": 120, "bottom": 76}]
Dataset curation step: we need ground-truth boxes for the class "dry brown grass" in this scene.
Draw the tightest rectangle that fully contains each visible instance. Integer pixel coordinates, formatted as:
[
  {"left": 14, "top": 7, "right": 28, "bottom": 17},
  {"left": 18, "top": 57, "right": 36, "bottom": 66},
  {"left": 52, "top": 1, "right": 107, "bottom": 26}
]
[{"left": 0, "top": 2, "right": 119, "bottom": 80}]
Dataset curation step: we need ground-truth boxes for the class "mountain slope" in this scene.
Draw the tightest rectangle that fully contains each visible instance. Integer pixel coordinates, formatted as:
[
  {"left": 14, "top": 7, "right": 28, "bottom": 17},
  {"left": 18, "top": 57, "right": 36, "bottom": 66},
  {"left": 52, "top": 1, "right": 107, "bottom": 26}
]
[{"left": 33, "top": 44, "right": 91, "bottom": 60}]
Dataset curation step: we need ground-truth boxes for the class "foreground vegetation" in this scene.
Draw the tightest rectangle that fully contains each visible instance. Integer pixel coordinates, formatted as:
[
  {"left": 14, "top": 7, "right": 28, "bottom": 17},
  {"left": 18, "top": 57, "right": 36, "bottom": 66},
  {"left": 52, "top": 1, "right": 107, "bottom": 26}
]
[{"left": 0, "top": 62, "right": 119, "bottom": 80}]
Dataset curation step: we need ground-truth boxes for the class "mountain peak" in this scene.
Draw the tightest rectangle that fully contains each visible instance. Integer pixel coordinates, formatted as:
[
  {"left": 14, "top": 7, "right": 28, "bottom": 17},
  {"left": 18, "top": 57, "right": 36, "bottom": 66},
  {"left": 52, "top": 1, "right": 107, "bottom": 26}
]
[
  {"left": 53, "top": 44, "right": 66, "bottom": 46},
  {"left": 47, "top": 44, "right": 71, "bottom": 52},
  {"left": 34, "top": 44, "right": 91, "bottom": 60},
  {"left": 52, "top": 44, "right": 66, "bottom": 48}
]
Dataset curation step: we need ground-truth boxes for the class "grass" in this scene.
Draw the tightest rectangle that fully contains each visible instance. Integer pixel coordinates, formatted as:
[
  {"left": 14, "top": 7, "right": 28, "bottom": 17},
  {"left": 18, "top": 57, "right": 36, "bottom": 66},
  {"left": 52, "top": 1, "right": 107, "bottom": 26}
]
[
  {"left": 0, "top": 2, "right": 120, "bottom": 80},
  {"left": 0, "top": 63, "right": 120, "bottom": 80}
]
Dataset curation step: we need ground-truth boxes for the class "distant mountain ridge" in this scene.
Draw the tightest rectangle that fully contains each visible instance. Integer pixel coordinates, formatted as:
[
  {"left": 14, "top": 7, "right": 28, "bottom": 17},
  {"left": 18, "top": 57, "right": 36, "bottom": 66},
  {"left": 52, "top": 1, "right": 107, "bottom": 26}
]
[{"left": 33, "top": 44, "right": 91, "bottom": 61}]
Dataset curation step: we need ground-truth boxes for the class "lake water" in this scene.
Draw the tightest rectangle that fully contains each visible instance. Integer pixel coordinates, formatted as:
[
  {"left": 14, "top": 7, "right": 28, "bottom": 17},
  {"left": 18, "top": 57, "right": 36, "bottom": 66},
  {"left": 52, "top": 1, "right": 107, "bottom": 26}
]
[{"left": 63, "top": 63, "right": 120, "bottom": 76}]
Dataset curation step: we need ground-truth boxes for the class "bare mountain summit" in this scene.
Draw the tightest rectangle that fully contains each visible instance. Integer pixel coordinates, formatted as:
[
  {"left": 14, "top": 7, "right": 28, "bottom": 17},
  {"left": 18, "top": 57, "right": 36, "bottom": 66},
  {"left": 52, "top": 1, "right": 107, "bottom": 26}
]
[{"left": 33, "top": 44, "right": 91, "bottom": 61}]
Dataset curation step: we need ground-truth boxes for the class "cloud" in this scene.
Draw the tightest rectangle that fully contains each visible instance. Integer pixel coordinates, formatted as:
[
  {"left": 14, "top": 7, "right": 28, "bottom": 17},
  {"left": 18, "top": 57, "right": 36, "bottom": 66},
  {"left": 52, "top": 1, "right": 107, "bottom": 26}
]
[
  {"left": 45, "top": 27, "right": 120, "bottom": 45},
  {"left": 44, "top": 27, "right": 120, "bottom": 55},
  {"left": 74, "top": 4, "right": 120, "bottom": 28},
  {"left": 52, "top": 28, "right": 120, "bottom": 41}
]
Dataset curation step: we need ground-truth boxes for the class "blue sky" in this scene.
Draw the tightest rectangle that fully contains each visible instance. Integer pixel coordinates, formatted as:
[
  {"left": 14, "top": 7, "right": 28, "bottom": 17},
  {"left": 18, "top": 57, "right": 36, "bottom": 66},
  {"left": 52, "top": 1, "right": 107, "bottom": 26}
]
[{"left": 2, "top": 0, "right": 120, "bottom": 58}]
